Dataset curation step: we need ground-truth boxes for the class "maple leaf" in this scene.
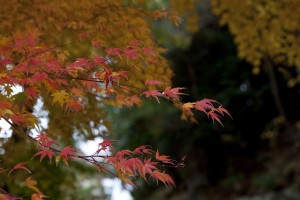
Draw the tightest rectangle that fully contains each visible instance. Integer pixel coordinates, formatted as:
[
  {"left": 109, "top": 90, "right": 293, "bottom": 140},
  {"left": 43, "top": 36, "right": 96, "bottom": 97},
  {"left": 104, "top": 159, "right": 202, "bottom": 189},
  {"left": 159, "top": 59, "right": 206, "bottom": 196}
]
[
  {"left": 116, "top": 94, "right": 130, "bottom": 108},
  {"left": 133, "top": 145, "right": 153, "bottom": 155},
  {"left": 51, "top": 90, "right": 69, "bottom": 106},
  {"left": 59, "top": 146, "right": 77, "bottom": 162},
  {"left": 25, "top": 176, "right": 42, "bottom": 194},
  {"left": 181, "top": 102, "right": 195, "bottom": 114},
  {"left": 208, "top": 110, "right": 223, "bottom": 127},
  {"left": 56, "top": 146, "right": 76, "bottom": 167},
  {"left": 66, "top": 99, "right": 83, "bottom": 112},
  {"left": 216, "top": 106, "right": 233, "bottom": 119},
  {"left": 25, "top": 87, "right": 39, "bottom": 99},
  {"left": 152, "top": 170, "right": 175, "bottom": 186},
  {"left": 32, "top": 148, "right": 55, "bottom": 163},
  {"left": 123, "top": 47, "right": 139, "bottom": 61},
  {"left": 121, "top": 157, "right": 142, "bottom": 176},
  {"left": 71, "top": 87, "right": 85, "bottom": 97},
  {"left": 194, "top": 98, "right": 218, "bottom": 114},
  {"left": 129, "top": 95, "right": 141, "bottom": 106},
  {"left": 100, "top": 68, "right": 113, "bottom": 89},
  {"left": 116, "top": 168, "right": 136, "bottom": 188},
  {"left": 8, "top": 162, "right": 31, "bottom": 176},
  {"left": 11, "top": 114, "right": 26, "bottom": 124},
  {"left": 142, "top": 158, "right": 157, "bottom": 177},
  {"left": 97, "top": 139, "right": 115, "bottom": 153},
  {"left": 32, "top": 72, "right": 48, "bottom": 83},
  {"left": 141, "top": 90, "right": 162, "bottom": 103},
  {"left": 35, "top": 133, "right": 58, "bottom": 148},
  {"left": 155, "top": 150, "right": 175, "bottom": 165},
  {"left": 106, "top": 48, "right": 122, "bottom": 59},
  {"left": 162, "top": 86, "right": 185, "bottom": 101},
  {"left": 93, "top": 55, "right": 106, "bottom": 66},
  {"left": 181, "top": 102, "right": 197, "bottom": 122},
  {"left": 111, "top": 70, "right": 128, "bottom": 84}
]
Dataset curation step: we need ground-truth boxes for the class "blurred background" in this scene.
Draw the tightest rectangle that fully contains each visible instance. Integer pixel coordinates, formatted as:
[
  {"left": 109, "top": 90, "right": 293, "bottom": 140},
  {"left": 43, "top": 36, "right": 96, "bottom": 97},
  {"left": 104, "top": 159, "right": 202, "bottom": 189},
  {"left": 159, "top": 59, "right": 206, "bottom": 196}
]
[
  {"left": 109, "top": 0, "right": 300, "bottom": 199},
  {"left": 1, "top": 0, "right": 300, "bottom": 199}
]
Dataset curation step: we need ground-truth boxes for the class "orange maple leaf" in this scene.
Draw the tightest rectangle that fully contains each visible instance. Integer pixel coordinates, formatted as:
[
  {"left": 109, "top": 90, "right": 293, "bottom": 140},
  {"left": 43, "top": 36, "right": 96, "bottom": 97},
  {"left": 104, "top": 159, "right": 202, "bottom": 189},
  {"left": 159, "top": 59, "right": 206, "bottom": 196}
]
[{"left": 152, "top": 170, "right": 175, "bottom": 186}]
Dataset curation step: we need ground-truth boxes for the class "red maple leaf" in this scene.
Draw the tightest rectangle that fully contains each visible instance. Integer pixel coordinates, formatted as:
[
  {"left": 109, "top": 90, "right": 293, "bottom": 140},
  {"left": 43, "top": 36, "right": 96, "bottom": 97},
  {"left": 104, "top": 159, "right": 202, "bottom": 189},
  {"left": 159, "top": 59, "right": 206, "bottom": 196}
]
[
  {"left": 216, "top": 106, "right": 232, "bottom": 119},
  {"left": 32, "top": 148, "right": 55, "bottom": 163},
  {"left": 208, "top": 110, "right": 223, "bottom": 126},
  {"left": 142, "top": 158, "right": 157, "bottom": 177},
  {"left": 123, "top": 47, "right": 139, "bottom": 61},
  {"left": 155, "top": 150, "right": 175, "bottom": 165},
  {"left": 133, "top": 145, "right": 153, "bottom": 155},
  {"left": 60, "top": 146, "right": 77, "bottom": 160},
  {"left": 11, "top": 114, "right": 26, "bottom": 124},
  {"left": 162, "top": 86, "right": 185, "bottom": 100},
  {"left": 152, "top": 170, "right": 175, "bottom": 186},
  {"left": 93, "top": 55, "right": 106, "bottom": 66},
  {"left": 25, "top": 87, "right": 39, "bottom": 99},
  {"left": 141, "top": 90, "right": 162, "bottom": 103},
  {"left": 35, "top": 133, "right": 58, "bottom": 148},
  {"left": 106, "top": 48, "right": 122, "bottom": 59},
  {"left": 194, "top": 98, "right": 218, "bottom": 114},
  {"left": 8, "top": 162, "right": 31, "bottom": 176},
  {"left": 111, "top": 70, "right": 128, "bottom": 84},
  {"left": 101, "top": 68, "right": 113, "bottom": 89},
  {"left": 97, "top": 139, "right": 115, "bottom": 153},
  {"left": 32, "top": 72, "right": 48, "bottom": 83}
]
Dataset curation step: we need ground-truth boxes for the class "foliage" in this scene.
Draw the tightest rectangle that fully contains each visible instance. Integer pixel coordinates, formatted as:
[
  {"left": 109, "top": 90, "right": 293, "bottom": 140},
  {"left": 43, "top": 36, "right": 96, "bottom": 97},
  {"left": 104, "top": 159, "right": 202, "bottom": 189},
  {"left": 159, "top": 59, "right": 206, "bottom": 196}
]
[
  {"left": 211, "top": 0, "right": 300, "bottom": 76},
  {"left": 0, "top": 1, "right": 230, "bottom": 198}
]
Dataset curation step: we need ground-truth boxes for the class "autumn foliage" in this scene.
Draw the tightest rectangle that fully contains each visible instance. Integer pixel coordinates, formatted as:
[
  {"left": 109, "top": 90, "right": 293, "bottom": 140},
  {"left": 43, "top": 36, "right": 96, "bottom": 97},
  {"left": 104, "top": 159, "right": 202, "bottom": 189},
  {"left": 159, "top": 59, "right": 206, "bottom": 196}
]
[{"left": 0, "top": 1, "right": 231, "bottom": 199}]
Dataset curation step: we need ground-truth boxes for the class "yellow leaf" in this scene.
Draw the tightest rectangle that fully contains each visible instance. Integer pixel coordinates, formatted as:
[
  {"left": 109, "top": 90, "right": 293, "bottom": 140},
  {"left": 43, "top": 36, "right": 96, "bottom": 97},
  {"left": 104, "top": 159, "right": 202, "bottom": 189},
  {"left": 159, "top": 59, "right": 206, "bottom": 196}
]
[
  {"left": 0, "top": 73, "right": 7, "bottom": 78},
  {"left": 0, "top": 108, "right": 13, "bottom": 116},
  {"left": 55, "top": 155, "right": 61, "bottom": 167},
  {"left": 25, "top": 176, "right": 41, "bottom": 194},
  {"left": 51, "top": 90, "right": 68, "bottom": 106},
  {"left": 116, "top": 169, "right": 136, "bottom": 188},
  {"left": 62, "top": 158, "right": 69, "bottom": 167},
  {"left": 182, "top": 102, "right": 195, "bottom": 110}
]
